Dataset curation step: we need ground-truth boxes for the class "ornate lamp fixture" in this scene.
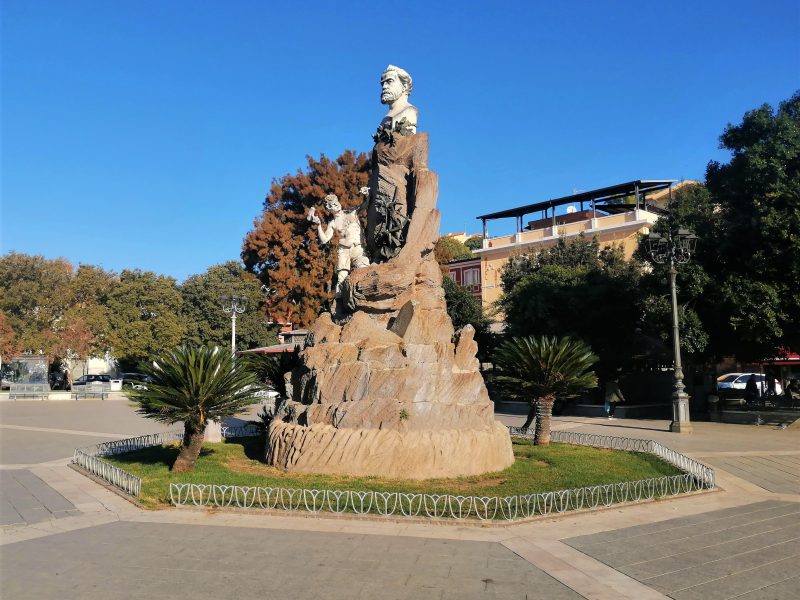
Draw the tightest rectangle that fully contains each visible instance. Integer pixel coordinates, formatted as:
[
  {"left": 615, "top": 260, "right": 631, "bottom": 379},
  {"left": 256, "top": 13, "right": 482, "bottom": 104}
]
[
  {"left": 646, "top": 229, "right": 698, "bottom": 433},
  {"left": 220, "top": 295, "right": 247, "bottom": 355}
]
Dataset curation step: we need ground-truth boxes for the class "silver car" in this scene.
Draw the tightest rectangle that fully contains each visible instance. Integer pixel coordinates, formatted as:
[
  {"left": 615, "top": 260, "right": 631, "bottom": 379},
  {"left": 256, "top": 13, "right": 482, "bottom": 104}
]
[{"left": 716, "top": 373, "right": 782, "bottom": 397}]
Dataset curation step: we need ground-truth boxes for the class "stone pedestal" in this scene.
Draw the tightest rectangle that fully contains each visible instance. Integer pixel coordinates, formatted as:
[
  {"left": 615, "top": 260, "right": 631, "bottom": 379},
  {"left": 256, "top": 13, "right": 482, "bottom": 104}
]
[
  {"left": 266, "top": 133, "right": 513, "bottom": 479},
  {"left": 204, "top": 419, "right": 223, "bottom": 443}
]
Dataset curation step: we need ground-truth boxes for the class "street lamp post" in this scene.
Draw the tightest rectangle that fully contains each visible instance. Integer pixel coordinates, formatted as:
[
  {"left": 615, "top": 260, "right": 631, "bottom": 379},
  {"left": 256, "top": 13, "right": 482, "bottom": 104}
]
[
  {"left": 646, "top": 229, "right": 698, "bottom": 433},
  {"left": 220, "top": 295, "right": 246, "bottom": 356}
]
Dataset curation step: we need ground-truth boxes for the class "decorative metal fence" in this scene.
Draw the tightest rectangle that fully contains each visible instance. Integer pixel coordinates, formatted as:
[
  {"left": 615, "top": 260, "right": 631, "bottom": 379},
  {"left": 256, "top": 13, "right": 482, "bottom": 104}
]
[
  {"left": 72, "top": 431, "right": 183, "bottom": 496},
  {"left": 72, "top": 451, "right": 143, "bottom": 496},
  {"left": 73, "top": 424, "right": 715, "bottom": 522},
  {"left": 220, "top": 424, "right": 262, "bottom": 439},
  {"left": 169, "top": 471, "right": 708, "bottom": 521},
  {"left": 510, "top": 428, "right": 716, "bottom": 489}
]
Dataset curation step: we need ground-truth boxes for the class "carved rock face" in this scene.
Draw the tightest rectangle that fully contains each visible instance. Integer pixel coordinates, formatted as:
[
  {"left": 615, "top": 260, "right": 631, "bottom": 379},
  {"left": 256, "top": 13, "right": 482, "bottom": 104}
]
[{"left": 380, "top": 69, "right": 407, "bottom": 105}]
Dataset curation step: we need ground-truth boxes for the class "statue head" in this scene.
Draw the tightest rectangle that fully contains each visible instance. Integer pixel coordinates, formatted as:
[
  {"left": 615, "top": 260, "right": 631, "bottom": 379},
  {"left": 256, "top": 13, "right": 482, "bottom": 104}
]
[
  {"left": 324, "top": 194, "right": 342, "bottom": 213},
  {"left": 381, "top": 65, "right": 412, "bottom": 105}
]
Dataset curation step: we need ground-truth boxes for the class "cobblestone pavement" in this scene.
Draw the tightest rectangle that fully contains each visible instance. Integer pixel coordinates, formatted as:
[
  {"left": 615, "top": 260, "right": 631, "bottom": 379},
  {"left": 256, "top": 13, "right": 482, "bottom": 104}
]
[
  {"left": 565, "top": 500, "right": 800, "bottom": 600},
  {"left": 0, "top": 522, "right": 582, "bottom": 600}
]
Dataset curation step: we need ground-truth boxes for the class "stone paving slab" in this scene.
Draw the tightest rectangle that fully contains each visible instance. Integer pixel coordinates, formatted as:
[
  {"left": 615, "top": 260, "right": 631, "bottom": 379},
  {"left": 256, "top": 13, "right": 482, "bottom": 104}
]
[
  {"left": 700, "top": 455, "right": 800, "bottom": 494},
  {"left": 0, "top": 470, "right": 79, "bottom": 526},
  {"left": 564, "top": 501, "right": 800, "bottom": 600},
  {"left": 733, "top": 576, "right": 799, "bottom": 599},
  {"left": 0, "top": 521, "right": 584, "bottom": 600}
]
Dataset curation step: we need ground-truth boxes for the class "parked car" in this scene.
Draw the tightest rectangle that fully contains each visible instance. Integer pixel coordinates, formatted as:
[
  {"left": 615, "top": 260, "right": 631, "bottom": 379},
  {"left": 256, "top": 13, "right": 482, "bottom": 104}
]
[
  {"left": 121, "top": 373, "right": 153, "bottom": 388},
  {"left": 716, "top": 373, "right": 782, "bottom": 398},
  {"left": 71, "top": 374, "right": 112, "bottom": 389}
]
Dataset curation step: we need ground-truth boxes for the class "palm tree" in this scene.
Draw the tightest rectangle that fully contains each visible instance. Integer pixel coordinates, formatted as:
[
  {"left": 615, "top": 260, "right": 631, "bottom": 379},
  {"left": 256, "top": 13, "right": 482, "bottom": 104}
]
[
  {"left": 128, "top": 345, "right": 259, "bottom": 472},
  {"left": 495, "top": 336, "right": 598, "bottom": 445},
  {"left": 244, "top": 349, "right": 298, "bottom": 403},
  {"left": 242, "top": 349, "right": 299, "bottom": 438}
]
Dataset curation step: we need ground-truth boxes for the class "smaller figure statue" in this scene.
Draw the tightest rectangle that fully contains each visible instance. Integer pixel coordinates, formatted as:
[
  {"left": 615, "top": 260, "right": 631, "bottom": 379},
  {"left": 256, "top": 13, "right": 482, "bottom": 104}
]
[{"left": 307, "top": 194, "right": 369, "bottom": 299}]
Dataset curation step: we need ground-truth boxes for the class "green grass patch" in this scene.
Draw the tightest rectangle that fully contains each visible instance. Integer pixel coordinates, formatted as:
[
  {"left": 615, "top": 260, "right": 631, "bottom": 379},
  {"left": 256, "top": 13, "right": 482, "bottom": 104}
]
[{"left": 106, "top": 437, "right": 681, "bottom": 508}]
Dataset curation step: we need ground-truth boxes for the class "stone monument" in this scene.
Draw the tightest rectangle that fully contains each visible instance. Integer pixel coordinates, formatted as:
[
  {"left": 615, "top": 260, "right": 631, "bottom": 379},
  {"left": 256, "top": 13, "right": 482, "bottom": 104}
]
[{"left": 266, "top": 65, "right": 514, "bottom": 479}]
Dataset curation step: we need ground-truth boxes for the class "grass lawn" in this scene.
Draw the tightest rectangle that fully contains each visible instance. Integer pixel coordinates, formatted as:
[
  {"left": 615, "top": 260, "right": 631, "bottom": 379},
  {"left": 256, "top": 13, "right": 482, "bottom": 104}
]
[{"left": 107, "top": 437, "right": 681, "bottom": 508}]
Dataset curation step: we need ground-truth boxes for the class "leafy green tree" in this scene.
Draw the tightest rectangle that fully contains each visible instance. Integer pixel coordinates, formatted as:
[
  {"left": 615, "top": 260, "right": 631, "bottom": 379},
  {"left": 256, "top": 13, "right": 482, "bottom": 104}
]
[
  {"left": 703, "top": 91, "right": 800, "bottom": 359},
  {"left": 434, "top": 236, "right": 474, "bottom": 264},
  {"left": 494, "top": 336, "right": 598, "bottom": 445},
  {"left": 106, "top": 269, "right": 187, "bottom": 369},
  {"left": 464, "top": 236, "right": 484, "bottom": 251},
  {"left": 0, "top": 252, "right": 72, "bottom": 355},
  {"left": 128, "top": 345, "right": 259, "bottom": 472},
  {"left": 442, "top": 277, "right": 495, "bottom": 360},
  {"left": 499, "top": 236, "right": 643, "bottom": 375},
  {"left": 181, "top": 261, "right": 277, "bottom": 351},
  {"left": 63, "top": 264, "right": 116, "bottom": 355},
  {"left": 245, "top": 349, "right": 299, "bottom": 402},
  {"left": 242, "top": 151, "right": 370, "bottom": 327},
  {"left": 53, "top": 317, "right": 95, "bottom": 388},
  {"left": 634, "top": 184, "right": 713, "bottom": 361},
  {"left": 0, "top": 311, "right": 19, "bottom": 374}
]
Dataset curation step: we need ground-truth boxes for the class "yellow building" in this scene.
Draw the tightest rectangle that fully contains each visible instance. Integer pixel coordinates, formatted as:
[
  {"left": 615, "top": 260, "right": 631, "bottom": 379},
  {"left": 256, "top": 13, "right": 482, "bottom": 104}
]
[{"left": 473, "top": 180, "right": 698, "bottom": 310}]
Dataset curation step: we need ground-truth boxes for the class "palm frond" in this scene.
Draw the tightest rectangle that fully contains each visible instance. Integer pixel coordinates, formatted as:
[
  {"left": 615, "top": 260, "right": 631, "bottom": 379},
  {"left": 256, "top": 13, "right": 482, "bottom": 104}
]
[
  {"left": 128, "top": 345, "right": 259, "bottom": 428},
  {"left": 243, "top": 349, "right": 298, "bottom": 400},
  {"left": 494, "top": 335, "right": 599, "bottom": 400}
]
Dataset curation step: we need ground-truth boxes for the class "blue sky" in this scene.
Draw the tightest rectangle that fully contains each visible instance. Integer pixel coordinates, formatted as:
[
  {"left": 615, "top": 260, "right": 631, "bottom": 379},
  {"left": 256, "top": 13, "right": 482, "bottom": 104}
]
[{"left": 2, "top": 0, "right": 798, "bottom": 282}]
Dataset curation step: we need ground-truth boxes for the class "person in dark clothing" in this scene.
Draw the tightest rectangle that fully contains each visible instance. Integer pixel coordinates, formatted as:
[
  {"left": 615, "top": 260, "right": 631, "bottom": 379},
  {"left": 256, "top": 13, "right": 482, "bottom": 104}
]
[
  {"left": 744, "top": 375, "right": 759, "bottom": 406},
  {"left": 604, "top": 377, "right": 625, "bottom": 419}
]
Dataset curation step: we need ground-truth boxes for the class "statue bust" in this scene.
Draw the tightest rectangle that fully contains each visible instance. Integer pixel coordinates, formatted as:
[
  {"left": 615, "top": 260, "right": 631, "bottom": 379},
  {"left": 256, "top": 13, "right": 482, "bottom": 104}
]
[{"left": 378, "top": 65, "right": 417, "bottom": 135}]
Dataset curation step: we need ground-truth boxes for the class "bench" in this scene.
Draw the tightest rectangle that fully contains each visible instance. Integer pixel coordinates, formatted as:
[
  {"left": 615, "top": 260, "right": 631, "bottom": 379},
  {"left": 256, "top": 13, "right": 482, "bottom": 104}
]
[
  {"left": 72, "top": 382, "right": 111, "bottom": 400},
  {"left": 8, "top": 383, "right": 51, "bottom": 400}
]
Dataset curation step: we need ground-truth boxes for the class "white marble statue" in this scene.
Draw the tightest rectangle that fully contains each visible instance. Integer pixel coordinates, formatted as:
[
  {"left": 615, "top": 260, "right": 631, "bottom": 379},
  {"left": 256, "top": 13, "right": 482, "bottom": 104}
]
[
  {"left": 307, "top": 194, "right": 369, "bottom": 297},
  {"left": 379, "top": 65, "right": 417, "bottom": 134}
]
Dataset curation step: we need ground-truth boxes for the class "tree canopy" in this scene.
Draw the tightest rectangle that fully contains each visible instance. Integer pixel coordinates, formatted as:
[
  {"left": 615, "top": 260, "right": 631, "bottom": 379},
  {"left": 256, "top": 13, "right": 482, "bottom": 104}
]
[
  {"left": 434, "top": 236, "right": 474, "bottom": 264},
  {"left": 703, "top": 91, "right": 800, "bottom": 358},
  {"left": 636, "top": 91, "right": 800, "bottom": 361},
  {"left": 499, "top": 235, "right": 643, "bottom": 375},
  {"left": 181, "top": 261, "right": 277, "bottom": 352},
  {"left": 241, "top": 150, "right": 370, "bottom": 327},
  {"left": 0, "top": 253, "right": 279, "bottom": 371},
  {"left": 105, "top": 269, "right": 187, "bottom": 369},
  {"left": 464, "top": 236, "right": 484, "bottom": 251}
]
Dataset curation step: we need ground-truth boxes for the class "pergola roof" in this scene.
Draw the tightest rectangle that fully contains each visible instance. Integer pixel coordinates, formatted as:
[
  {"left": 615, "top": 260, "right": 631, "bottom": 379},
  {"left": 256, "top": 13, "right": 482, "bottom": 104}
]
[{"left": 476, "top": 180, "right": 675, "bottom": 222}]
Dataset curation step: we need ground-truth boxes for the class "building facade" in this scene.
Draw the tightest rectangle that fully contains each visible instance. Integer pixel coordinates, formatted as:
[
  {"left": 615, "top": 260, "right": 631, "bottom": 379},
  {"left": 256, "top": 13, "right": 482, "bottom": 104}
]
[
  {"left": 472, "top": 180, "right": 697, "bottom": 310},
  {"left": 445, "top": 257, "right": 482, "bottom": 300}
]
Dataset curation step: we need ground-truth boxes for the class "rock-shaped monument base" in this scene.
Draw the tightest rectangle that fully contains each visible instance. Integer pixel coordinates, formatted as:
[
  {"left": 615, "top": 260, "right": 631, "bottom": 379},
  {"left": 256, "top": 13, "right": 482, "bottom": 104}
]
[{"left": 266, "top": 105, "right": 513, "bottom": 479}]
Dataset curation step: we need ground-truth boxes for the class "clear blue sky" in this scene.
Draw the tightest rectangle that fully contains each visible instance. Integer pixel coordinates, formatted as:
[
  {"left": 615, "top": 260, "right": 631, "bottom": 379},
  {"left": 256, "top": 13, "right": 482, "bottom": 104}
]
[{"left": 2, "top": 0, "right": 798, "bottom": 282}]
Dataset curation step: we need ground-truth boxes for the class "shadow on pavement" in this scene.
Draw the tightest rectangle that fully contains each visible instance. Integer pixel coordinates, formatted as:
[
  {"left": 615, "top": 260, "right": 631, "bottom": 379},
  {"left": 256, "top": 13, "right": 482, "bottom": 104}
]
[{"left": 557, "top": 418, "right": 669, "bottom": 434}]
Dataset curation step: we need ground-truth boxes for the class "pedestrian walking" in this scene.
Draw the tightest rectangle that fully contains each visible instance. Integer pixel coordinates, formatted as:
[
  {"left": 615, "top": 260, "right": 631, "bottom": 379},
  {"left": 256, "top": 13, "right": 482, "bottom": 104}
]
[
  {"left": 744, "top": 374, "right": 759, "bottom": 407},
  {"left": 604, "top": 376, "right": 625, "bottom": 420}
]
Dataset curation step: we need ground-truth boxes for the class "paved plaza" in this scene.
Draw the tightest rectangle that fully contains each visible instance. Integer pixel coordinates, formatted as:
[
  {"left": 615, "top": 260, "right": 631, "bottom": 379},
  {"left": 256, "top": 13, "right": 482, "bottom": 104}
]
[{"left": 1, "top": 399, "right": 798, "bottom": 599}]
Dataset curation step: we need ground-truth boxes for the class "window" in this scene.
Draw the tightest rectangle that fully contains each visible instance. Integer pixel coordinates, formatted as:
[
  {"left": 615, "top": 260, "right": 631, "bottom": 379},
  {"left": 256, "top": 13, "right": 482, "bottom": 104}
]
[{"left": 463, "top": 268, "right": 480, "bottom": 286}]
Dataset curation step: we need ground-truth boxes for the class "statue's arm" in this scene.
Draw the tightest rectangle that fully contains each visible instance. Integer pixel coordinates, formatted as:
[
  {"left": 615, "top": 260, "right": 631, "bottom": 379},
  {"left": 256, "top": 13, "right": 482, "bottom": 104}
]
[
  {"left": 307, "top": 207, "right": 333, "bottom": 245},
  {"left": 318, "top": 221, "right": 334, "bottom": 244}
]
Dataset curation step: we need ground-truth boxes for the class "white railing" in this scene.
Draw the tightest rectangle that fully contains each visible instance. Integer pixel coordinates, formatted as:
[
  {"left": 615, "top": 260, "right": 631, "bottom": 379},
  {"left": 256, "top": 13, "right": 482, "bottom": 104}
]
[
  {"left": 168, "top": 472, "right": 707, "bottom": 521},
  {"left": 511, "top": 428, "right": 715, "bottom": 488},
  {"left": 73, "top": 425, "right": 714, "bottom": 521}
]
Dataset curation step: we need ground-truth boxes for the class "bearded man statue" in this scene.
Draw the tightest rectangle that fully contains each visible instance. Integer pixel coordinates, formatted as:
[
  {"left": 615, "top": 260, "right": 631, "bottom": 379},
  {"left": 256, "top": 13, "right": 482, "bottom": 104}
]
[{"left": 365, "top": 65, "right": 427, "bottom": 262}]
